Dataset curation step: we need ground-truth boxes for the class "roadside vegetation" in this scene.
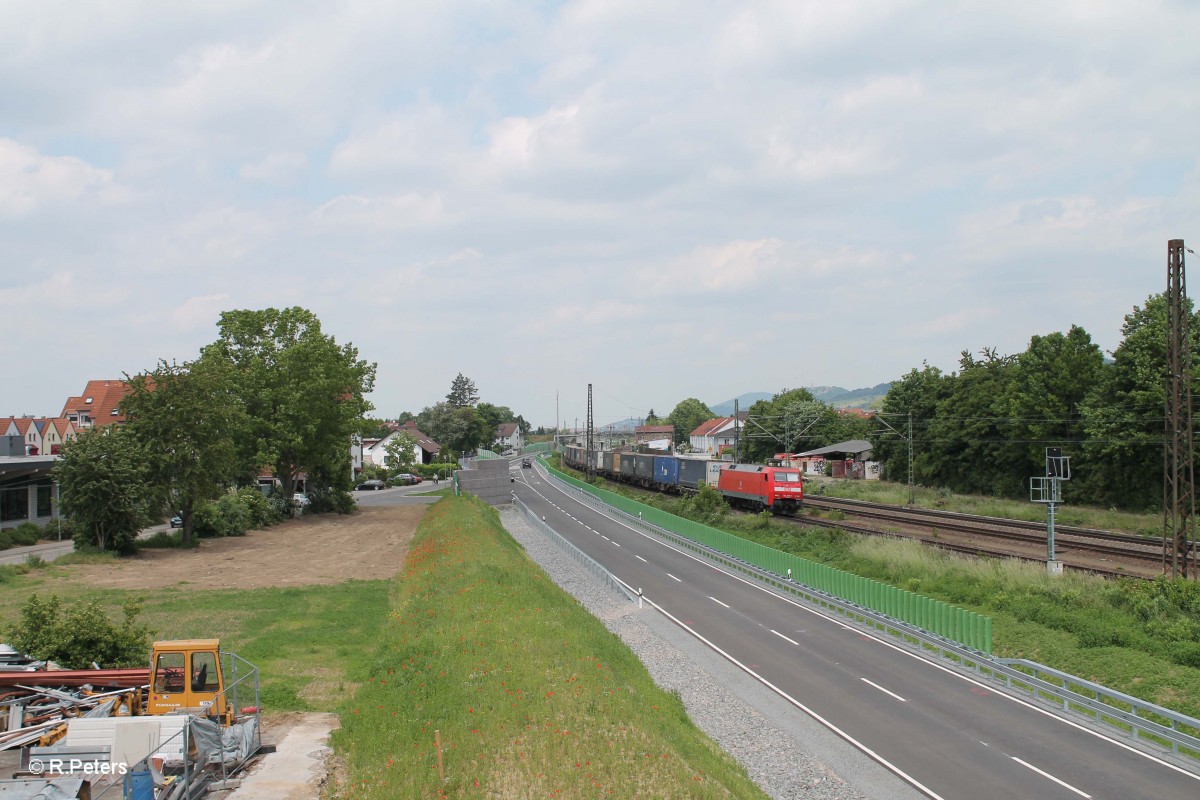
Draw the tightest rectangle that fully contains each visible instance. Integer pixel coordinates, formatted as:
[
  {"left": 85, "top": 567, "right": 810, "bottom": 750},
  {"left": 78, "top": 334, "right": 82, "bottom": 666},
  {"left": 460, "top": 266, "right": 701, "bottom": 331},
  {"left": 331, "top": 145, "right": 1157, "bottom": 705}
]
[
  {"left": 556, "top": 457, "right": 1200, "bottom": 718},
  {"left": 328, "top": 495, "right": 767, "bottom": 799}
]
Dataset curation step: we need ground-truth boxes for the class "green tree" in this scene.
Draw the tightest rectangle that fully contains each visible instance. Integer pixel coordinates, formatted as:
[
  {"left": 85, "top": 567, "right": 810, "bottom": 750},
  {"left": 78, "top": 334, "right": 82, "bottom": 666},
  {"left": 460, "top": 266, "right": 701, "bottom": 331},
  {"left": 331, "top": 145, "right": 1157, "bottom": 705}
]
[
  {"left": 201, "top": 307, "right": 376, "bottom": 506},
  {"left": 384, "top": 432, "right": 419, "bottom": 472},
  {"left": 8, "top": 594, "right": 150, "bottom": 669},
  {"left": 120, "top": 359, "right": 245, "bottom": 547},
  {"left": 740, "top": 389, "right": 819, "bottom": 462},
  {"left": 1080, "top": 294, "right": 1200, "bottom": 508},
  {"left": 54, "top": 427, "right": 150, "bottom": 553},
  {"left": 666, "top": 398, "right": 714, "bottom": 446},
  {"left": 1007, "top": 326, "right": 1105, "bottom": 493},
  {"left": 873, "top": 364, "right": 949, "bottom": 485},
  {"left": 446, "top": 373, "right": 479, "bottom": 408},
  {"left": 419, "top": 402, "right": 491, "bottom": 456}
]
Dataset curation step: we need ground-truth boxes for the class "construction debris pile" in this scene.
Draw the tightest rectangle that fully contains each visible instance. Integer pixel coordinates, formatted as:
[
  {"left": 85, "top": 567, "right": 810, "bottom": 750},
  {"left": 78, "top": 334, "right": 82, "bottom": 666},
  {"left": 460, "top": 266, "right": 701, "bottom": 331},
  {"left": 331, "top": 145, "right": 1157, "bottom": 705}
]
[{"left": 0, "top": 640, "right": 262, "bottom": 799}]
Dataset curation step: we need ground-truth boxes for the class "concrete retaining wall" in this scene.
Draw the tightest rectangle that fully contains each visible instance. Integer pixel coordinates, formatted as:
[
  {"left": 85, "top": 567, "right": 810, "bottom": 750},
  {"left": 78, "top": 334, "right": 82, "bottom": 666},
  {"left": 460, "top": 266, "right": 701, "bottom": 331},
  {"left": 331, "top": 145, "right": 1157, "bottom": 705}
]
[{"left": 457, "top": 458, "right": 513, "bottom": 506}]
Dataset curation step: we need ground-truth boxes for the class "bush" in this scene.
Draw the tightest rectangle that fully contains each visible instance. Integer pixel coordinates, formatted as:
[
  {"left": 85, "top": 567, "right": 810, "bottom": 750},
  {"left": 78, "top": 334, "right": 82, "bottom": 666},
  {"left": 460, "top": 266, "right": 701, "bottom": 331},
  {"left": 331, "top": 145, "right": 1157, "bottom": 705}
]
[
  {"left": 236, "top": 486, "right": 282, "bottom": 529},
  {"left": 8, "top": 523, "right": 41, "bottom": 546},
  {"left": 308, "top": 487, "right": 355, "bottom": 515},
  {"left": 0, "top": 530, "right": 11, "bottom": 550},
  {"left": 7, "top": 594, "right": 151, "bottom": 669}
]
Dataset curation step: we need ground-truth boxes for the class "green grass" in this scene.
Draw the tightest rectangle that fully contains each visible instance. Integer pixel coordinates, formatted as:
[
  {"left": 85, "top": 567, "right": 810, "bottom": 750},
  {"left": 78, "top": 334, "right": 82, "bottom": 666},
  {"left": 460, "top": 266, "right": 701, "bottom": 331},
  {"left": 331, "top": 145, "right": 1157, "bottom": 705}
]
[
  {"left": 328, "top": 495, "right": 768, "bottom": 799},
  {"left": 0, "top": 563, "right": 389, "bottom": 714},
  {"left": 803, "top": 476, "right": 1161, "bottom": 535}
]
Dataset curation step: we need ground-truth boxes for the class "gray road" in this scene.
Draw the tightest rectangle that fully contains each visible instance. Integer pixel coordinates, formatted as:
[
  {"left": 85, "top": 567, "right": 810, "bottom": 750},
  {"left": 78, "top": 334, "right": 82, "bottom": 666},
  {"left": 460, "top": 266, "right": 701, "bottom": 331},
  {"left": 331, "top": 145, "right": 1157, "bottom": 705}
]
[{"left": 512, "top": 461, "right": 1200, "bottom": 800}]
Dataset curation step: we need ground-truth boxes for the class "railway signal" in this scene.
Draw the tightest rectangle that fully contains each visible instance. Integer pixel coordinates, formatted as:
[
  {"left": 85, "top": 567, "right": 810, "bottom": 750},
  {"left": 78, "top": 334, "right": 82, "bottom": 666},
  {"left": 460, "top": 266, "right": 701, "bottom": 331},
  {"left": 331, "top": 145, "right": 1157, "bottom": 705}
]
[{"left": 1031, "top": 447, "right": 1071, "bottom": 576}]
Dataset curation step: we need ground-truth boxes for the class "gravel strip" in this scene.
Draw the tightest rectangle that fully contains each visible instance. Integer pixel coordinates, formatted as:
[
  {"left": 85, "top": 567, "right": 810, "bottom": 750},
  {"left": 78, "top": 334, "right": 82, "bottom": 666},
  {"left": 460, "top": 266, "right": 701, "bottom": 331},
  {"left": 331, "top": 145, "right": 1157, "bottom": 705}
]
[{"left": 499, "top": 505, "right": 918, "bottom": 800}]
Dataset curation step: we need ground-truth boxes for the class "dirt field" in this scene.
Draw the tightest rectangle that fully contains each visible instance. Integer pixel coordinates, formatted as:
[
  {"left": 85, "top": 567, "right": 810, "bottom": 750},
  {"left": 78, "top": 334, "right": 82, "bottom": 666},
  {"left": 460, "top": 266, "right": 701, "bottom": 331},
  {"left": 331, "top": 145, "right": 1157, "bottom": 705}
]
[{"left": 67, "top": 504, "right": 426, "bottom": 590}]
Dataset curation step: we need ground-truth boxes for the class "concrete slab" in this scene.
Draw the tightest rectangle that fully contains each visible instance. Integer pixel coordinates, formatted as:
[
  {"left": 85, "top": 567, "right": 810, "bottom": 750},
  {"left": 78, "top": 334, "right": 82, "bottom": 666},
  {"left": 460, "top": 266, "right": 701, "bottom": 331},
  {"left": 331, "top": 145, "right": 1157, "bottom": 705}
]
[{"left": 225, "top": 713, "right": 338, "bottom": 800}]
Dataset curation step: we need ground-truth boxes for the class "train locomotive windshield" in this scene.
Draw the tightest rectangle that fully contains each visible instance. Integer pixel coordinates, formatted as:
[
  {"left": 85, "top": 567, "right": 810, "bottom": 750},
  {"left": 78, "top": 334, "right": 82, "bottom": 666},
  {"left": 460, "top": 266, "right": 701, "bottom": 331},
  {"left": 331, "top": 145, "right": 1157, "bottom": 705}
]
[{"left": 774, "top": 471, "right": 802, "bottom": 482}]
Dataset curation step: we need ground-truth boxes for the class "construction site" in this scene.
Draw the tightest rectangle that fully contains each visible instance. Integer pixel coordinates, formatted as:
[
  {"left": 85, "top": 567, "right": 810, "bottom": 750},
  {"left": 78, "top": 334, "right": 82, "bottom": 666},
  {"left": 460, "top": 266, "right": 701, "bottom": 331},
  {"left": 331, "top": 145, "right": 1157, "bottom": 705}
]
[{"left": 0, "top": 502, "right": 426, "bottom": 799}]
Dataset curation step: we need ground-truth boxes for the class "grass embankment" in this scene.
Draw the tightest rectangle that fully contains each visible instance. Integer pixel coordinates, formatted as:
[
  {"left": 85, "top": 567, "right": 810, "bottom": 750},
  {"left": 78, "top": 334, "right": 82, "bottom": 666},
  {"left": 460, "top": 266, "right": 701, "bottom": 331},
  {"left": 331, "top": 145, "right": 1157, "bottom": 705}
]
[
  {"left": 556, "top": 458, "right": 1200, "bottom": 719},
  {"left": 330, "top": 495, "right": 767, "bottom": 800}
]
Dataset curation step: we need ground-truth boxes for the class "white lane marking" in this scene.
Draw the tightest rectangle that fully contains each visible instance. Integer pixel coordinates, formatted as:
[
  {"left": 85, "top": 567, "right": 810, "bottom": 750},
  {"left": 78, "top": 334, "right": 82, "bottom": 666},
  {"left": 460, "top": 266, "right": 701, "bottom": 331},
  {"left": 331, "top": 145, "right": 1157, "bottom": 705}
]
[
  {"left": 770, "top": 629, "right": 799, "bottom": 646},
  {"left": 1010, "top": 757, "right": 1091, "bottom": 798},
  {"left": 601, "top": 535, "right": 610, "bottom": 541},
  {"left": 642, "top": 595, "right": 947, "bottom": 800},
  {"left": 861, "top": 678, "right": 907, "bottom": 703},
  {"left": 529, "top": 471, "right": 1200, "bottom": 784},
  {"left": 666, "top": 573, "right": 682, "bottom": 582},
  {"left": 635, "top": 555, "right": 648, "bottom": 563},
  {"left": 612, "top": 541, "right": 621, "bottom": 547},
  {"left": 709, "top": 596, "right": 730, "bottom": 608}
]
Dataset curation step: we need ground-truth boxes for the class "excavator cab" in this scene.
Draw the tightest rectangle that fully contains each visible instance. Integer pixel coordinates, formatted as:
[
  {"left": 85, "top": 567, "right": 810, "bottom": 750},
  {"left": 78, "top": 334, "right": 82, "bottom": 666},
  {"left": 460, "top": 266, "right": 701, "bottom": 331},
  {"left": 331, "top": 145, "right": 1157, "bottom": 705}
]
[{"left": 147, "top": 639, "right": 231, "bottom": 723}]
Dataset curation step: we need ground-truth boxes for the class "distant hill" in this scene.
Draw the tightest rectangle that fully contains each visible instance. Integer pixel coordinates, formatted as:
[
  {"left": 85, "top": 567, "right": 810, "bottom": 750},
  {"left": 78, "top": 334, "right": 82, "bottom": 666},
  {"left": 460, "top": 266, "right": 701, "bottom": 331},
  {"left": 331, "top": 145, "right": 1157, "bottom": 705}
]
[
  {"left": 708, "top": 393, "right": 772, "bottom": 416},
  {"left": 809, "top": 383, "right": 892, "bottom": 409},
  {"left": 711, "top": 384, "right": 891, "bottom": 415}
]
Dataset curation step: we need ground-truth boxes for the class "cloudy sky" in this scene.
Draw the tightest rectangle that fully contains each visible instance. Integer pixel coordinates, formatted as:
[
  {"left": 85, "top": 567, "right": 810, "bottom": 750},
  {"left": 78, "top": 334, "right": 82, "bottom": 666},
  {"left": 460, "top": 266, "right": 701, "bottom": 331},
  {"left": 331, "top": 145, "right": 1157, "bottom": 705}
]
[{"left": 3, "top": 2, "right": 1198, "bottom": 428}]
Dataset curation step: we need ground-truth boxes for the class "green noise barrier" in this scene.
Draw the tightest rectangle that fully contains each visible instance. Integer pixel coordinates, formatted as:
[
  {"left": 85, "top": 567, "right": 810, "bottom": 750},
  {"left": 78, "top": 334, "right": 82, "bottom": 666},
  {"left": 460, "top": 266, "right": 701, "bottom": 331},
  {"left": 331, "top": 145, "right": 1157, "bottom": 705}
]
[{"left": 545, "top": 462, "right": 992, "bottom": 654}]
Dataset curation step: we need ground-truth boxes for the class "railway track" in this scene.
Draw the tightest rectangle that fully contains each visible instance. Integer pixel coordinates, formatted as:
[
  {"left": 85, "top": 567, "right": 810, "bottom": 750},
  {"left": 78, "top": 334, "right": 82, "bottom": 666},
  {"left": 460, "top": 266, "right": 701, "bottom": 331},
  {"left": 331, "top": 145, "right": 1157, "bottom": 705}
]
[{"left": 799, "top": 496, "right": 1192, "bottom": 578}]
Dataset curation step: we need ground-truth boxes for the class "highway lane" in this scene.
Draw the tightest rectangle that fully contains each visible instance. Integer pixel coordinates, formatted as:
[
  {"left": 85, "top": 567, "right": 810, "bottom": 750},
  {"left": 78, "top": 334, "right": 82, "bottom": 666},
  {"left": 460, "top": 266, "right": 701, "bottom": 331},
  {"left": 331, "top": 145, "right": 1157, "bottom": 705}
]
[{"left": 512, "top": 461, "right": 1200, "bottom": 799}]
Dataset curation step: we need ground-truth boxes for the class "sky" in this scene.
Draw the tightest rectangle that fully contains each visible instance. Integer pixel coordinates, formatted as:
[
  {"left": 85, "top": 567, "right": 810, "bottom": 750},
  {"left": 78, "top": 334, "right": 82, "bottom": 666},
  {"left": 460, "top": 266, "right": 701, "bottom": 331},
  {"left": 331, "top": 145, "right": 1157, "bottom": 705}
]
[{"left": 2, "top": 1, "right": 1199, "bottom": 430}]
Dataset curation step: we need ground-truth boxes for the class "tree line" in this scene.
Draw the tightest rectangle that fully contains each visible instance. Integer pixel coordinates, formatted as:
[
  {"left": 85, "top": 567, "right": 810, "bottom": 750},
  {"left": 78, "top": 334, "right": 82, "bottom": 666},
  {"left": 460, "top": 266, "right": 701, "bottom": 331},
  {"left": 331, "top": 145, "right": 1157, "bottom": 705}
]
[
  {"left": 872, "top": 293, "right": 1191, "bottom": 511},
  {"left": 373, "top": 373, "right": 531, "bottom": 460},
  {"left": 57, "top": 307, "right": 375, "bottom": 551}
]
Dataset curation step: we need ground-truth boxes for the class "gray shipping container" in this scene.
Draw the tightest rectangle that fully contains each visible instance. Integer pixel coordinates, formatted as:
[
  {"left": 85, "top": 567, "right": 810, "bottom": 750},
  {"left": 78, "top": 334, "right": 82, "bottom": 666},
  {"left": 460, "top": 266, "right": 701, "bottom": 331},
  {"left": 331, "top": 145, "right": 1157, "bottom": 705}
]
[{"left": 678, "top": 458, "right": 709, "bottom": 490}]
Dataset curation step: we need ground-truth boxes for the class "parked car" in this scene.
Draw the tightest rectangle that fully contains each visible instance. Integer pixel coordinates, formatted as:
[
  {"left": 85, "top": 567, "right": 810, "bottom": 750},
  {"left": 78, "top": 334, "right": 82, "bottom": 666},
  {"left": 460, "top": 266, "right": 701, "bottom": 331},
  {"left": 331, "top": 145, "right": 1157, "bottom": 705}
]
[
  {"left": 390, "top": 473, "right": 421, "bottom": 486},
  {"left": 292, "top": 492, "right": 310, "bottom": 508},
  {"left": 355, "top": 479, "right": 386, "bottom": 491},
  {"left": 169, "top": 514, "right": 183, "bottom": 528}
]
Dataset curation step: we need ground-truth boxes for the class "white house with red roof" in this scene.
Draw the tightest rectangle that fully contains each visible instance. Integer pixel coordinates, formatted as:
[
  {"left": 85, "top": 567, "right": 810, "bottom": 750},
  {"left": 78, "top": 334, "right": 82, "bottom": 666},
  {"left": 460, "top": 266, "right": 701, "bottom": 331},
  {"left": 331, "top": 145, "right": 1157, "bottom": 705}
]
[{"left": 688, "top": 415, "right": 746, "bottom": 455}]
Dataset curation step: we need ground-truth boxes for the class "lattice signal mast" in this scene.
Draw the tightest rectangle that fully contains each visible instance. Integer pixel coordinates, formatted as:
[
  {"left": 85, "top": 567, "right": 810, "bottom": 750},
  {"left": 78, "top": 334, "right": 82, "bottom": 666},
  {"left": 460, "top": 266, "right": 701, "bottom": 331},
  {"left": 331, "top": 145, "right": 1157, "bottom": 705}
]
[
  {"left": 1164, "top": 239, "right": 1195, "bottom": 579},
  {"left": 586, "top": 383, "right": 595, "bottom": 480}
]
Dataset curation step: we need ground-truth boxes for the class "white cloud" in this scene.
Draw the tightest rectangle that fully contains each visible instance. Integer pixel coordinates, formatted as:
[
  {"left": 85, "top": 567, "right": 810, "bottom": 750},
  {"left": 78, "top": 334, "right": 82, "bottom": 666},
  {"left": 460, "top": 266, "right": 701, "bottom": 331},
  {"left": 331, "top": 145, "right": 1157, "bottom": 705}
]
[
  {"left": 172, "top": 293, "right": 231, "bottom": 332},
  {"left": 240, "top": 152, "right": 307, "bottom": 185},
  {"left": 309, "top": 193, "right": 447, "bottom": 232},
  {"left": 0, "top": 139, "right": 115, "bottom": 217}
]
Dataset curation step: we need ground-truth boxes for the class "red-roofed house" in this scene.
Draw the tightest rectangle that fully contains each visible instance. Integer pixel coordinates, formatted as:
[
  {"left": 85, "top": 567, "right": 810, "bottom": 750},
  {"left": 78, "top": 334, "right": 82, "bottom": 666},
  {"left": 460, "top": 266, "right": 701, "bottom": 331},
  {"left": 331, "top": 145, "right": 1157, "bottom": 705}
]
[
  {"left": 688, "top": 416, "right": 746, "bottom": 455},
  {"left": 61, "top": 380, "right": 131, "bottom": 428}
]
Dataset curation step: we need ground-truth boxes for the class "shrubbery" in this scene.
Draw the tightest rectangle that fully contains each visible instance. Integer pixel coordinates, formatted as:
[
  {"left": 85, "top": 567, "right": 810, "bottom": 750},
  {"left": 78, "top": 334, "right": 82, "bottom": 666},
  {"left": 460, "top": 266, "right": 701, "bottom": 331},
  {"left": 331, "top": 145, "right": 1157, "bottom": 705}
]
[
  {"left": 193, "top": 487, "right": 285, "bottom": 538},
  {"left": 0, "top": 522, "right": 55, "bottom": 550},
  {"left": 7, "top": 594, "right": 150, "bottom": 669},
  {"left": 307, "top": 487, "right": 355, "bottom": 515}
]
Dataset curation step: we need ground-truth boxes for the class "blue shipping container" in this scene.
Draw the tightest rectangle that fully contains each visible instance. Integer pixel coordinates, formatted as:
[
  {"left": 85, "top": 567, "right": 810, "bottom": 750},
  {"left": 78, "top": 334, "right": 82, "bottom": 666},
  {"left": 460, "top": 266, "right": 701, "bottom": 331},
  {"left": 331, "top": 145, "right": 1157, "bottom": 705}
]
[{"left": 654, "top": 456, "right": 680, "bottom": 487}]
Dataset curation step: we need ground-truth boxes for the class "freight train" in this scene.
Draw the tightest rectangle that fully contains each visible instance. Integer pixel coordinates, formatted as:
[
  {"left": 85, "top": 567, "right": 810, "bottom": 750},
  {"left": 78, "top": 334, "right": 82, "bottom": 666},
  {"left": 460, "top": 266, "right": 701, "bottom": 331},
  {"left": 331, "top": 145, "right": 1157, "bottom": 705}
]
[{"left": 559, "top": 445, "right": 804, "bottom": 515}]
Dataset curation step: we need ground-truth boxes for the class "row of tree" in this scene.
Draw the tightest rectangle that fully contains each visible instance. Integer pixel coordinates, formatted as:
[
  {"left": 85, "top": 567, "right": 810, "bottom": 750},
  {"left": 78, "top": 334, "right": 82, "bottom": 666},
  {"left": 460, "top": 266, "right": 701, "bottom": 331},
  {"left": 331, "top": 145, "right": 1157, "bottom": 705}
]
[
  {"left": 872, "top": 294, "right": 1190, "bottom": 511},
  {"left": 381, "top": 374, "right": 531, "bottom": 459},
  {"left": 57, "top": 307, "right": 375, "bottom": 551}
]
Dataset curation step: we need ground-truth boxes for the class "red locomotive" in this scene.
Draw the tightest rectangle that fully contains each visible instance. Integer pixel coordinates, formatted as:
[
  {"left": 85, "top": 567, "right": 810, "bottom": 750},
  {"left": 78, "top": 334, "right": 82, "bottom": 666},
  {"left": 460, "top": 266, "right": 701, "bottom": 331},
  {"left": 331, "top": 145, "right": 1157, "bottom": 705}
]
[{"left": 715, "top": 463, "right": 804, "bottom": 515}]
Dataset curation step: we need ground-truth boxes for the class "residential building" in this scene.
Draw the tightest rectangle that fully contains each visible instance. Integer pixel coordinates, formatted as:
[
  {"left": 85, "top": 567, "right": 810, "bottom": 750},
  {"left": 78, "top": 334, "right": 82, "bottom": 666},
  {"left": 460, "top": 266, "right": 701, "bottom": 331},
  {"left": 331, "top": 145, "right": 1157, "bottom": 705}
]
[
  {"left": 634, "top": 424, "right": 674, "bottom": 452},
  {"left": 494, "top": 422, "right": 523, "bottom": 452},
  {"left": 61, "top": 380, "right": 131, "bottom": 428},
  {"left": 364, "top": 422, "right": 442, "bottom": 468},
  {"left": 688, "top": 415, "right": 746, "bottom": 455}
]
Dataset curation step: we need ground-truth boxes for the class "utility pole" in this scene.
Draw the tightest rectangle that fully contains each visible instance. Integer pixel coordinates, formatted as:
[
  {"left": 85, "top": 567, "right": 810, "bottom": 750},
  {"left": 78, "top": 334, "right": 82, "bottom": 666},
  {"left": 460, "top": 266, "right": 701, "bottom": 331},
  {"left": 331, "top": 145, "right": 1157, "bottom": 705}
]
[
  {"left": 907, "top": 411, "right": 915, "bottom": 506},
  {"left": 1164, "top": 239, "right": 1196, "bottom": 578},
  {"left": 586, "top": 383, "right": 594, "bottom": 480},
  {"left": 555, "top": 391, "right": 559, "bottom": 451},
  {"left": 733, "top": 400, "right": 740, "bottom": 463}
]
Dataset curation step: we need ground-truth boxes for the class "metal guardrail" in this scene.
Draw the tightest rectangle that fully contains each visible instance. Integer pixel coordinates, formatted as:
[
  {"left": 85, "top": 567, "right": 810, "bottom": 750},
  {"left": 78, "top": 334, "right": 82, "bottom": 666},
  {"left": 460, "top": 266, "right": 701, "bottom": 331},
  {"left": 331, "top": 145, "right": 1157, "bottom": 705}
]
[
  {"left": 514, "top": 495, "right": 639, "bottom": 606},
  {"left": 534, "top": 464, "right": 1200, "bottom": 771}
]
